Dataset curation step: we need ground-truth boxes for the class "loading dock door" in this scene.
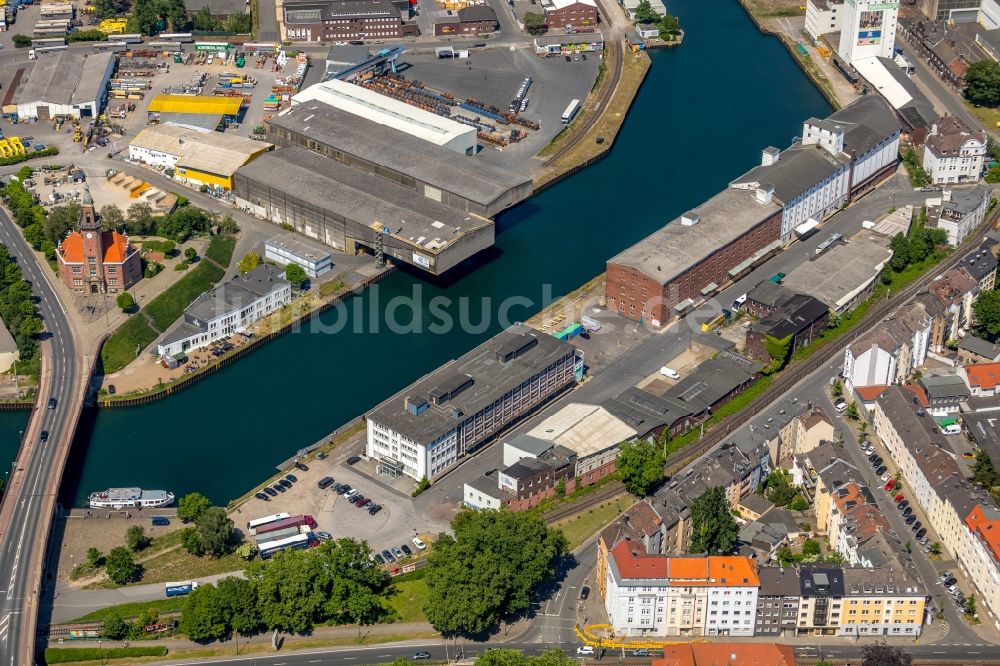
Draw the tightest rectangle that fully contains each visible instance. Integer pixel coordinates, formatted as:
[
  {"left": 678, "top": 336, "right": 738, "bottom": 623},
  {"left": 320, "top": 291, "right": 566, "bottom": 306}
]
[{"left": 36, "top": 105, "right": 50, "bottom": 120}]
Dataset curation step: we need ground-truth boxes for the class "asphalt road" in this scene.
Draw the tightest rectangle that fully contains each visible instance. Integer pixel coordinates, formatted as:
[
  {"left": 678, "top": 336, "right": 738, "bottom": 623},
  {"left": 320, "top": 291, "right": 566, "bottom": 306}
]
[{"left": 0, "top": 207, "right": 81, "bottom": 664}]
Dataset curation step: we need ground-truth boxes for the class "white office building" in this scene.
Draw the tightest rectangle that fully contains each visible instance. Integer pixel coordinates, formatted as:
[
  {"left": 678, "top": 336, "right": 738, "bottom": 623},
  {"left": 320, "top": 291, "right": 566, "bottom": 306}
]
[
  {"left": 264, "top": 235, "right": 333, "bottom": 278},
  {"left": 923, "top": 116, "right": 987, "bottom": 186},
  {"left": 838, "top": 0, "right": 899, "bottom": 64},
  {"left": 366, "top": 325, "right": 583, "bottom": 482},
  {"left": 156, "top": 265, "right": 291, "bottom": 357},
  {"left": 805, "top": 0, "right": 844, "bottom": 41}
]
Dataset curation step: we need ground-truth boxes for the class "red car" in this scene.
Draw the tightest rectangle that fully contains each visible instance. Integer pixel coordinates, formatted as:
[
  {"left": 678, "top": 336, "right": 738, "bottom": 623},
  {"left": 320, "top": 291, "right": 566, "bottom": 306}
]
[
  {"left": 895, "top": 493, "right": 905, "bottom": 502},
  {"left": 354, "top": 496, "right": 367, "bottom": 507},
  {"left": 884, "top": 480, "right": 895, "bottom": 491}
]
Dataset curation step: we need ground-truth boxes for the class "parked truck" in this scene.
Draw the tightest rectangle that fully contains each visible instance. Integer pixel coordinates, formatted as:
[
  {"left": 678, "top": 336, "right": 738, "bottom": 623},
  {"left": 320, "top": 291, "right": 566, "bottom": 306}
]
[
  {"left": 164, "top": 581, "right": 199, "bottom": 597},
  {"left": 254, "top": 514, "right": 317, "bottom": 537}
]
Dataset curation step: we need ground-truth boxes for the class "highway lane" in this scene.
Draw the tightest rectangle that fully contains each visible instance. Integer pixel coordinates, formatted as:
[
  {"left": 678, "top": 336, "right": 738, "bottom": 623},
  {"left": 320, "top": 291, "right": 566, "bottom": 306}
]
[{"left": 0, "top": 206, "right": 81, "bottom": 664}]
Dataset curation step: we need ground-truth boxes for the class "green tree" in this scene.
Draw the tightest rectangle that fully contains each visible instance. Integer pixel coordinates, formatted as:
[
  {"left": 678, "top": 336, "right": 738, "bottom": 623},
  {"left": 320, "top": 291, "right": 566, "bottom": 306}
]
[
  {"left": 195, "top": 507, "right": 234, "bottom": 557},
  {"left": 555, "top": 477, "right": 567, "bottom": 497},
  {"left": 161, "top": 0, "right": 188, "bottom": 30},
  {"left": 616, "top": 439, "right": 665, "bottom": 496},
  {"left": 802, "top": 539, "right": 821, "bottom": 557},
  {"left": 181, "top": 583, "right": 229, "bottom": 641},
  {"left": 11, "top": 34, "right": 31, "bottom": 48},
  {"left": 23, "top": 223, "right": 45, "bottom": 249},
  {"left": 862, "top": 643, "right": 913, "bottom": 666},
  {"left": 86, "top": 547, "right": 103, "bottom": 568},
  {"left": 126, "top": 525, "right": 150, "bottom": 552},
  {"left": 846, "top": 402, "right": 859, "bottom": 421},
  {"left": 116, "top": 292, "right": 135, "bottom": 311},
  {"left": 126, "top": 202, "right": 156, "bottom": 236},
  {"left": 658, "top": 12, "right": 680, "bottom": 37},
  {"left": 100, "top": 204, "right": 126, "bottom": 231},
  {"left": 688, "top": 487, "right": 738, "bottom": 555},
  {"left": 181, "top": 527, "right": 203, "bottom": 555},
  {"left": 43, "top": 203, "right": 79, "bottom": 245},
  {"left": 762, "top": 469, "right": 798, "bottom": 507},
  {"left": 218, "top": 214, "right": 239, "bottom": 234},
  {"left": 929, "top": 542, "right": 942, "bottom": 556},
  {"left": 238, "top": 251, "right": 261, "bottom": 274},
  {"left": 988, "top": 166, "right": 1000, "bottom": 184},
  {"left": 192, "top": 5, "right": 218, "bottom": 29},
  {"left": 177, "top": 492, "right": 212, "bottom": 522},
  {"left": 973, "top": 450, "right": 1000, "bottom": 489},
  {"left": 889, "top": 232, "right": 911, "bottom": 272},
  {"left": 217, "top": 575, "right": 260, "bottom": 635},
  {"left": 965, "top": 59, "right": 1000, "bottom": 107},
  {"left": 101, "top": 608, "right": 129, "bottom": 639},
  {"left": 92, "top": 0, "right": 123, "bottom": 17},
  {"left": 966, "top": 593, "right": 977, "bottom": 618},
  {"left": 523, "top": 11, "right": 545, "bottom": 33},
  {"left": 104, "top": 546, "right": 138, "bottom": 585},
  {"left": 975, "top": 290, "right": 1000, "bottom": 341},
  {"left": 632, "top": 0, "right": 658, "bottom": 23},
  {"left": 40, "top": 240, "right": 56, "bottom": 262},
  {"left": 128, "top": 0, "right": 161, "bottom": 34},
  {"left": 832, "top": 378, "right": 843, "bottom": 399},
  {"left": 789, "top": 494, "right": 809, "bottom": 511},
  {"left": 225, "top": 11, "right": 252, "bottom": 32},
  {"left": 20, "top": 315, "right": 42, "bottom": 337},
  {"left": 184, "top": 246, "right": 198, "bottom": 261},
  {"left": 285, "top": 263, "right": 308, "bottom": 287},
  {"left": 424, "top": 509, "right": 567, "bottom": 635}
]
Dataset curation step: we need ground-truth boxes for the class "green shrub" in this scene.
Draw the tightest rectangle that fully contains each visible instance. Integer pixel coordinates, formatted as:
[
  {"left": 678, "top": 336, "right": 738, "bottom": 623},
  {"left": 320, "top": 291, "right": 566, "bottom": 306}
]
[{"left": 44, "top": 646, "right": 167, "bottom": 663}]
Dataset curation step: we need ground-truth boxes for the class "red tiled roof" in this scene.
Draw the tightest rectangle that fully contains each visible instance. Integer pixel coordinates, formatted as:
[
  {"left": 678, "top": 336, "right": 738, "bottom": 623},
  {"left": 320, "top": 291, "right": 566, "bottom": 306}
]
[
  {"left": 57, "top": 230, "right": 132, "bottom": 264},
  {"left": 966, "top": 505, "right": 1000, "bottom": 562},
  {"left": 854, "top": 385, "right": 888, "bottom": 401},
  {"left": 653, "top": 644, "right": 797, "bottom": 666},
  {"left": 901, "top": 383, "right": 930, "bottom": 408},
  {"left": 965, "top": 362, "right": 1000, "bottom": 391},
  {"left": 610, "top": 539, "right": 666, "bottom": 580},
  {"left": 610, "top": 542, "right": 758, "bottom": 586}
]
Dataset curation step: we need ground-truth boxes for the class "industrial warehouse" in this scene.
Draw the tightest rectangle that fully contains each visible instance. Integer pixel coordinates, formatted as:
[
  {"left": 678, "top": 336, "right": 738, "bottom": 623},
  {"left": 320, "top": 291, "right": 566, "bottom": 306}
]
[
  {"left": 233, "top": 86, "right": 532, "bottom": 274},
  {"left": 128, "top": 124, "right": 273, "bottom": 191},
  {"left": 12, "top": 51, "right": 115, "bottom": 119}
]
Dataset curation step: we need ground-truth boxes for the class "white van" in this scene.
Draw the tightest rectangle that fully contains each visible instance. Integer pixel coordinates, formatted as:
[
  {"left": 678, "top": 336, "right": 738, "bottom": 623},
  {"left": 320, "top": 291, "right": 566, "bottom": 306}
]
[
  {"left": 941, "top": 423, "right": 962, "bottom": 435},
  {"left": 732, "top": 293, "right": 748, "bottom": 310},
  {"left": 660, "top": 367, "right": 680, "bottom": 380},
  {"left": 834, "top": 399, "right": 848, "bottom": 413}
]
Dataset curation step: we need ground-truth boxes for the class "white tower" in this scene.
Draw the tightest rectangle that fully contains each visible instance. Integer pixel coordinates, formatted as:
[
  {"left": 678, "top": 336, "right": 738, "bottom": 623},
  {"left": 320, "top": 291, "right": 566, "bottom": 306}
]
[{"left": 838, "top": 0, "right": 899, "bottom": 64}]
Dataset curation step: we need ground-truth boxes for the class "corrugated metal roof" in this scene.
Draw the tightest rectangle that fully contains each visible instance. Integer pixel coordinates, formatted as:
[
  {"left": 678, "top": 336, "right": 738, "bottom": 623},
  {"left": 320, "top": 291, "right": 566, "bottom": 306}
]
[
  {"left": 131, "top": 125, "right": 271, "bottom": 177},
  {"left": 147, "top": 94, "right": 243, "bottom": 115}
]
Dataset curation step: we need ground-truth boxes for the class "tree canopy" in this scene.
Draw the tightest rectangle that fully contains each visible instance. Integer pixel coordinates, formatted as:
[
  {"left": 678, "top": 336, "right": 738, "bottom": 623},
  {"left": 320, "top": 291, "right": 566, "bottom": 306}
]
[
  {"left": 43, "top": 203, "right": 79, "bottom": 245},
  {"left": 975, "top": 290, "right": 1000, "bottom": 341},
  {"left": 177, "top": 492, "right": 212, "bottom": 522},
  {"left": 862, "top": 643, "right": 912, "bottom": 666},
  {"left": 424, "top": 509, "right": 567, "bottom": 635},
  {"left": 195, "top": 507, "right": 234, "bottom": 557},
  {"left": 965, "top": 59, "right": 1000, "bottom": 107},
  {"left": 688, "top": 487, "right": 738, "bottom": 555},
  {"left": 105, "top": 546, "right": 138, "bottom": 585},
  {"left": 239, "top": 252, "right": 262, "bottom": 275},
  {"left": 632, "top": 0, "right": 659, "bottom": 23},
  {"left": 475, "top": 649, "right": 576, "bottom": 666},
  {"left": 523, "top": 11, "right": 545, "bottom": 33},
  {"left": 616, "top": 439, "right": 665, "bottom": 496}
]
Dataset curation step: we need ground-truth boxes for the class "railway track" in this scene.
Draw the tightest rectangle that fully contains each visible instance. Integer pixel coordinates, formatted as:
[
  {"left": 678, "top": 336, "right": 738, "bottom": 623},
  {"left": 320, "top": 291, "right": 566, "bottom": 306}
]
[
  {"left": 543, "top": 36, "right": 624, "bottom": 167},
  {"left": 543, "top": 206, "right": 999, "bottom": 526}
]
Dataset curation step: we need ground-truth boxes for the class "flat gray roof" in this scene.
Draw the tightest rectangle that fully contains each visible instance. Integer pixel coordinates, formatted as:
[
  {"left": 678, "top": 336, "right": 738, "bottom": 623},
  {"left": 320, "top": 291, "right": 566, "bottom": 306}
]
[
  {"left": 238, "top": 146, "right": 487, "bottom": 256},
  {"left": 267, "top": 101, "right": 531, "bottom": 209},
  {"left": 732, "top": 144, "right": 849, "bottom": 204},
  {"left": 185, "top": 264, "right": 288, "bottom": 322},
  {"left": 16, "top": 50, "right": 113, "bottom": 106},
  {"left": 367, "top": 324, "right": 577, "bottom": 445},
  {"left": 607, "top": 187, "right": 780, "bottom": 286},
  {"left": 264, "top": 234, "right": 331, "bottom": 264},
  {"left": 783, "top": 230, "right": 890, "bottom": 309}
]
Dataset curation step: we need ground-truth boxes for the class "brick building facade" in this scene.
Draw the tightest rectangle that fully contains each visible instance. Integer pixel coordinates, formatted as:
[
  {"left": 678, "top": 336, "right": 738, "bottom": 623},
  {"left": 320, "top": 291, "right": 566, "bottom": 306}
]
[
  {"left": 56, "top": 205, "right": 141, "bottom": 294},
  {"left": 283, "top": 0, "right": 418, "bottom": 41},
  {"left": 541, "top": 0, "right": 597, "bottom": 29}
]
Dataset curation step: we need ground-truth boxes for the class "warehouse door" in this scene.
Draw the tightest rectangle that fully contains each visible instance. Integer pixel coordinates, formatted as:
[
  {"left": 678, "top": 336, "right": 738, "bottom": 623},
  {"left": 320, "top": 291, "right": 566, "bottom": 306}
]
[{"left": 36, "top": 105, "right": 50, "bottom": 120}]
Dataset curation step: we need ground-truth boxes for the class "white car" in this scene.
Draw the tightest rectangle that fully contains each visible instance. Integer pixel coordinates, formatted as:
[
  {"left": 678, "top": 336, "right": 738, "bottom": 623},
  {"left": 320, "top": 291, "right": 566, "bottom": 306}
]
[
  {"left": 659, "top": 366, "right": 680, "bottom": 379},
  {"left": 412, "top": 536, "right": 426, "bottom": 550},
  {"left": 881, "top": 472, "right": 891, "bottom": 482},
  {"left": 576, "top": 646, "right": 595, "bottom": 655},
  {"left": 834, "top": 399, "right": 848, "bottom": 413}
]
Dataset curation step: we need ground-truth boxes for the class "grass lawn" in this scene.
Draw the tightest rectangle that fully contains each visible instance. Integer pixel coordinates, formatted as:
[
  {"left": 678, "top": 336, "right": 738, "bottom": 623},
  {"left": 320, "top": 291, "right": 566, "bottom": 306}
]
[
  {"left": 100, "top": 314, "right": 158, "bottom": 374},
  {"left": 44, "top": 646, "right": 167, "bottom": 663},
  {"left": 554, "top": 495, "right": 630, "bottom": 552},
  {"left": 143, "top": 261, "right": 225, "bottom": 332},
  {"left": 969, "top": 103, "right": 1000, "bottom": 130},
  {"left": 384, "top": 578, "right": 429, "bottom": 623},
  {"left": 125, "top": 547, "right": 245, "bottom": 586},
  {"left": 162, "top": 631, "right": 440, "bottom": 661},
  {"left": 70, "top": 597, "right": 187, "bottom": 624},
  {"left": 204, "top": 234, "right": 237, "bottom": 268}
]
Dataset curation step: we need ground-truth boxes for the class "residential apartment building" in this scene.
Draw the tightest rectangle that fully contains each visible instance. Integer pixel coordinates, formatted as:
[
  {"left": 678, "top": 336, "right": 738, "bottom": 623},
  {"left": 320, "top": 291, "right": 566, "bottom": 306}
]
[
  {"left": 843, "top": 301, "right": 931, "bottom": 393},
  {"left": 156, "top": 265, "right": 291, "bottom": 357},
  {"left": 962, "top": 504, "right": 1000, "bottom": 630},
  {"left": 960, "top": 362, "right": 1000, "bottom": 397},
  {"left": 602, "top": 543, "right": 760, "bottom": 637},
  {"left": 755, "top": 567, "right": 801, "bottom": 636},
  {"left": 745, "top": 293, "right": 830, "bottom": 365},
  {"left": 918, "top": 374, "right": 970, "bottom": 418},
  {"left": 922, "top": 116, "right": 987, "bottom": 186},
  {"left": 366, "top": 325, "right": 583, "bottom": 482},
  {"left": 597, "top": 501, "right": 667, "bottom": 601},
  {"left": 796, "top": 564, "right": 845, "bottom": 635},
  {"left": 839, "top": 567, "right": 928, "bottom": 637},
  {"left": 931, "top": 185, "right": 993, "bottom": 246}
]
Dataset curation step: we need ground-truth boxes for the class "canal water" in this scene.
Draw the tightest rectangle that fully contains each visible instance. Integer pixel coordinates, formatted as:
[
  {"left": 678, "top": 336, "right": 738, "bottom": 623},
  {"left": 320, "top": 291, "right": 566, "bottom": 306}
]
[{"left": 56, "top": 0, "right": 832, "bottom": 506}]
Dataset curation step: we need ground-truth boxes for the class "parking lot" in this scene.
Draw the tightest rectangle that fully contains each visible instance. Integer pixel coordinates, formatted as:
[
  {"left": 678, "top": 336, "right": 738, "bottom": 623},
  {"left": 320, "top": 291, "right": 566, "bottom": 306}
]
[
  {"left": 233, "top": 431, "right": 454, "bottom": 558},
  {"left": 398, "top": 48, "right": 599, "bottom": 172}
]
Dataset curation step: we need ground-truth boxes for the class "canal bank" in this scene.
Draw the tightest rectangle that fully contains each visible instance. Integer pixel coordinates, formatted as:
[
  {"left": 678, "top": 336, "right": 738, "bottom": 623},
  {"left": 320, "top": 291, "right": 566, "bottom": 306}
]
[{"left": 59, "top": 0, "right": 833, "bottom": 507}]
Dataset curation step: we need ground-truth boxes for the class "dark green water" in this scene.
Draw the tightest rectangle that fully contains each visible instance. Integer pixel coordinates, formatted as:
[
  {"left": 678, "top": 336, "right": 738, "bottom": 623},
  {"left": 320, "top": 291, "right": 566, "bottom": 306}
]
[
  {"left": 62, "top": 0, "right": 833, "bottom": 506},
  {"left": 0, "top": 410, "right": 28, "bottom": 489}
]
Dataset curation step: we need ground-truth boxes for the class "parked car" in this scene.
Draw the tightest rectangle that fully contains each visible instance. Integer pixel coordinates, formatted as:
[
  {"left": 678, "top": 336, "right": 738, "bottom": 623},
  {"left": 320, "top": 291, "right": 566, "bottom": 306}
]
[
  {"left": 884, "top": 480, "right": 895, "bottom": 491},
  {"left": 285, "top": 474, "right": 297, "bottom": 483},
  {"left": 871, "top": 456, "right": 883, "bottom": 467},
  {"left": 902, "top": 506, "right": 912, "bottom": 517},
  {"left": 412, "top": 536, "right": 426, "bottom": 550},
  {"left": 581, "top": 586, "right": 590, "bottom": 600},
  {"left": 401, "top": 543, "right": 413, "bottom": 556},
  {"left": 315, "top": 531, "right": 332, "bottom": 541},
  {"left": 875, "top": 465, "right": 887, "bottom": 476},
  {"left": 916, "top": 528, "right": 927, "bottom": 539},
  {"left": 412, "top": 652, "right": 432, "bottom": 661},
  {"left": 865, "top": 445, "right": 876, "bottom": 455},
  {"left": 273, "top": 484, "right": 286, "bottom": 493},
  {"left": 835, "top": 399, "right": 848, "bottom": 413},
  {"left": 374, "top": 553, "right": 385, "bottom": 565},
  {"left": 632, "top": 649, "right": 649, "bottom": 657},
  {"left": 369, "top": 505, "right": 382, "bottom": 515},
  {"left": 911, "top": 520, "right": 922, "bottom": 531},
  {"left": 354, "top": 496, "right": 368, "bottom": 507},
  {"left": 361, "top": 500, "right": 374, "bottom": 509},
  {"left": 868, "top": 453, "right": 879, "bottom": 462},
  {"left": 318, "top": 476, "right": 334, "bottom": 489},
  {"left": 383, "top": 549, "right": 395, "bottom": 563},
  {"left": 895, "top": 494, "right": 905, "bottom": 502},
  {"left": 880, "top": 472, "right": 891, "bottom": 482},
  {"left": 342, "top": 486, "right": 355, "bottom": 497},
  {"left": 577, "top": 646, "right": 594, "bottom": 655},
  {"left": 393, "top": 546, "right": 404, "bottom": 559},
  {"left": 346, "top": 455, "right": 361, "bottom": 465},
  {"left": 897, "top": 499, "right": 908, "bottom": 510},
  {"left": 264, "top": 486, "right": 278, "bottom": 497},
  {"left": 295, "top": 461, "right": 309, "bottom": 471},
  {"left": 278, "top": 479, "right": 293, "bottom": 489},
  {"left": 255, "top": 492, "right": 269, "bottom": 501},
  {"left": 905, "top": 514, "right": 916, "bottom": 525}
]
